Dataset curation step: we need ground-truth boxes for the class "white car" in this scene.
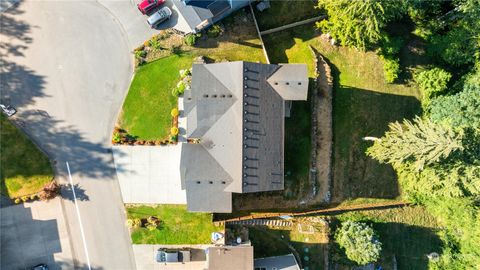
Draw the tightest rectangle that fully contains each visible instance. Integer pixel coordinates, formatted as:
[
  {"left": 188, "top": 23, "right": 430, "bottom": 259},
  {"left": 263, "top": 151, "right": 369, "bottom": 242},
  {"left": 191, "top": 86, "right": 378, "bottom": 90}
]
[
  {"left": 147, "top": 7, "right": 172, "bottom": 28},
  {"left": 0, "top": 104, "right": 16, "bottom": 117}
]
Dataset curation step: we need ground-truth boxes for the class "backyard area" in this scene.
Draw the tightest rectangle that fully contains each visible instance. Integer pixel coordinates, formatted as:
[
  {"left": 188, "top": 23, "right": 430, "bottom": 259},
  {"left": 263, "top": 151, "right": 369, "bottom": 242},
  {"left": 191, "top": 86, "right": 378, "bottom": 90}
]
[
  {"left": 248, "top": 218, "right": 329, "bottom": 270},
  {"left": 0, "top": 114, "right": 53, "bottom": 199},
  {"left": 262, "top": 24, "right": 422, "bottom": 205},
  {"left": 117, "top": 9, "right": 265, "bottom": 140},
  {"left": 334, "top": 206, "right": 442, "bottom": 270},
  {"left": 126, "top": 205, "right": 222, "bottom": 244}
]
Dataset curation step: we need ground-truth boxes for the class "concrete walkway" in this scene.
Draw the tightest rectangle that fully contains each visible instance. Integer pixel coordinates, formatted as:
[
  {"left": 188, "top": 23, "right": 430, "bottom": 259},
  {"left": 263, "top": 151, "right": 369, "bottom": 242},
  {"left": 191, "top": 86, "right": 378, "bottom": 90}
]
[{"left": 0, "top": 198, "right": 74, "bottom": 269}]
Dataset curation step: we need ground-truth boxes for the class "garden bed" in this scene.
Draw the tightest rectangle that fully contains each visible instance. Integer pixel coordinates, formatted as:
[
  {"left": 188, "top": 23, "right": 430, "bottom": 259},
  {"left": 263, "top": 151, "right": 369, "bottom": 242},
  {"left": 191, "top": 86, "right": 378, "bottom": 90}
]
[
  {"left": 126, "top": 205, "right": 222, "bottom": 244},
  {"left": 0, "top": 114, "right": 53, "bottom": 199}
]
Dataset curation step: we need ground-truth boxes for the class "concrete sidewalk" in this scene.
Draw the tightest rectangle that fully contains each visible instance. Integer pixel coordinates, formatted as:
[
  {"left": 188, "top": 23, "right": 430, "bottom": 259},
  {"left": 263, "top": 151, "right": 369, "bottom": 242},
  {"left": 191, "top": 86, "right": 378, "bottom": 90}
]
[{"left": 0, "top": 198, "right": 74, "bottom": 270}]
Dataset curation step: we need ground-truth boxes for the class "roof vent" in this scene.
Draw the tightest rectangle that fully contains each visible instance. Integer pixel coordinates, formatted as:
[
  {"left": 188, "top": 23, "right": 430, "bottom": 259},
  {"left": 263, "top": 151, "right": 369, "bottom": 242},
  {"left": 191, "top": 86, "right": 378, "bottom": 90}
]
[
  {"left": 221, "top": 181, "right": 226, "bottom": 184},
  {"left": 274, "top": 82, "right": 278, "bottom": 85},
  {"left": 203, "top": 94, "right": 209, "bottom": 98},
  {"left": 220, "top": 94, "right": 226, "bottom": 98},
  {"left": 209, "top": 181, "right": 213, "bottom": 184},
  {"left": 286, "top": 82, "right": 290, "bottom": 85},
  {"left": 196, "top": 181, "right": 201, "bottom": 184},
  {"left": 298, "top": 82, "right": 302, "bottom": 85},
  {"left": 227, "top": 94, "right": 233, "bottom": 98},
  {"left": 212, "top": 94, "right": 217, "bottom": 98}
]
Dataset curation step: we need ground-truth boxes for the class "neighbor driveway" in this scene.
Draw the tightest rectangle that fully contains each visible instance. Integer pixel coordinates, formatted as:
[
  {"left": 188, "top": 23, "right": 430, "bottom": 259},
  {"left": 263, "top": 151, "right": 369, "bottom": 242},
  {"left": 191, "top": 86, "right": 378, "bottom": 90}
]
[{"left": 0, "top": 198, "right": 73, "bottom": 270}]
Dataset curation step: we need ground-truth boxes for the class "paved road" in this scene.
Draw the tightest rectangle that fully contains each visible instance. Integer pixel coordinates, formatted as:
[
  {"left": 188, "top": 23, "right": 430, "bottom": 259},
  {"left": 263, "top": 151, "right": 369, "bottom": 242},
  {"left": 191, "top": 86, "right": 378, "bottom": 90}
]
[{"left": 1, "top": 1, "right": 156, "bottom": 269}]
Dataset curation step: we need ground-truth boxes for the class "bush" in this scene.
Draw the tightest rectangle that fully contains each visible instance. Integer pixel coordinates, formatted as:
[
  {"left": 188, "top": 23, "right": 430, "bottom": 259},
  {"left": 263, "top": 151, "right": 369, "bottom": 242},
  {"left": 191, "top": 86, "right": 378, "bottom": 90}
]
[
  {"left": 21, "top": 196, "right": 29, "bottom": 202},
  {"left": 170, "top": 127, "right": 179, "bottom": 136},
  {"left": 207, "top": 24, "right": 222, "bottom": 38},
  {"left": 112, "top": 132, "right": 121, "bottom": 144},
  {"left": 335, "top": 221, "right": 382, "bottom": 265},
  {"left": 184, "top": 34, "right": 197, "bottom": 46},
  {"left": 170, "top": 135, "right": 178, "bottom": 143},
  {"left": 179, "top": 69, "right": 191, "bottom": 78},
  {"left": 172, "top": 81, "right": 187, "bottom": 97},
  {"left": 148, "top": 38, "right": 162, "bottom": 51},
  {"left": 382, "top": 57, "right": 400, "bottom": 83},
  {"left": 414, "top": 67, "right": 451, "bottom": 96},
  {"left": 134, "top": 50, "right": 147, "bottom": 59},
  {"left": 146, "top": 223, "right": 158, "bottom": 231},
  {"left": 126, "top": 218, "right": 142, "bottom": 229},
  {"left": 30, "top": 194, "right": 37, "bottom": 200},
  {"left": 14, "top": 198, "right": 21, "bottom": 204},
  {"left": 171, "top": 108, "right": 179, "bottom": 117}
]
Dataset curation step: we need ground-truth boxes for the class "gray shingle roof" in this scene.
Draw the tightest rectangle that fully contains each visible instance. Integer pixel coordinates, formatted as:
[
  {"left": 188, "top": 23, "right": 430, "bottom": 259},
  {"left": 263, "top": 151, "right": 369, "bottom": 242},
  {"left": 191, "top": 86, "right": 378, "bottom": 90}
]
[
  {"left": 180, "top": 61, "right": 308, "bottom": 212},
  {"left": 254, "top": 254, "right": 301, "bottom": 270},
  {"left": 207, "top": 245, "right": 254, "bottom": 270}
]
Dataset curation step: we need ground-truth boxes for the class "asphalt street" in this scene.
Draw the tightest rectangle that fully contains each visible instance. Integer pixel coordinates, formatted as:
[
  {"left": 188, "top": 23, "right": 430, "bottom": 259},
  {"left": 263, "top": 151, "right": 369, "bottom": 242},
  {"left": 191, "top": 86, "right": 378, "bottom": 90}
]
[{"left": 1, "top": 0, "right": 156, "bottom": 269}]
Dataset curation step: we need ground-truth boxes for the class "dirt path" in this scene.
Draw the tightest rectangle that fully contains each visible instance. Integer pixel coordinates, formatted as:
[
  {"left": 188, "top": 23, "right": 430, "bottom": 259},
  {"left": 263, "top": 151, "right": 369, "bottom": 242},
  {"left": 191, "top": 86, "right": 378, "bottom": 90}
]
[{"left": 307, "top": 47, "right": 334, "bottom": 205}]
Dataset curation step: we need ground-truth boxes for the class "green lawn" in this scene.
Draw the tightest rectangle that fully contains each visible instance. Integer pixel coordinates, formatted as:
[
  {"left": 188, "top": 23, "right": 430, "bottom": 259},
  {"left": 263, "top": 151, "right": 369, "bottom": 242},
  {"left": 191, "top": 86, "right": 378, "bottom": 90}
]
[
  {"left": 126, "top": 205, "right": 222, "bottom": 244},
  {"left": 253, "top": 0, "right": 319, "bottom": 30},
  {"left": 119, "top": 54, "right": 193, "bottom": 140},
  {"left": 263, "top": 24, "right": 422, "bottom": 204},
  {"left": 0, "top": 114, "right": 53, "bottom": 198},
  {"left": 335, "top": 206, "right": 442, "bottom": 270}
]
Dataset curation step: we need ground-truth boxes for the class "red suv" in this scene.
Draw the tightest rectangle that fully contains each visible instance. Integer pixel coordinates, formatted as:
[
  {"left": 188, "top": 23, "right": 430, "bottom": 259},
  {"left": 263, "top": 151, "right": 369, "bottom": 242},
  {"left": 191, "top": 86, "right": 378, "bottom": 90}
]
[{"left": 137, "top": 0, "right": 166, "bottom": 15}]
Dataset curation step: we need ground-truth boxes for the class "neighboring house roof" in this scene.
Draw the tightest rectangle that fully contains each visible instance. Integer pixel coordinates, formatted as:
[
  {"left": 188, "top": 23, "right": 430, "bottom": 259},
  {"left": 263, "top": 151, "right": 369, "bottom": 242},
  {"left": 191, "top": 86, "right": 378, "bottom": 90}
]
[
  {"left": 171, "top": 0, "right": 231, "bottom": 33},
  {"left": 180, "top": 61, "right": 308, "bottom": 212},
  {"left": 254, "top": 254, "right": 301, "bottom": 270},
  {"left": 207, "top": 245, "right": 254, "bottom": 270}
]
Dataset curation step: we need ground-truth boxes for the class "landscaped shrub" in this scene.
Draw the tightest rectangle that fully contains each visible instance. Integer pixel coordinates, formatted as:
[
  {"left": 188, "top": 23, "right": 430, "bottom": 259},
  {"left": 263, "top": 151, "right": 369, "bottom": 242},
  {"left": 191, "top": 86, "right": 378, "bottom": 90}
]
[
  {"left": 126, "top": 218, "right": 141, "bottom": 229},
  {"left": 207, "top": 24, "right": 222, "bottom": 38},
  {"left": 148, "top": 38, "right": 162, "bottom": 51},
  {"left": 414, "top": 67, "right": 451, "bottom": 108},
  {"left": 184, "top": 34, "right": 198, "bottom": 46},
  {"left": 170, "top": 135, "right": 178, "bottom": 143},
  {"left": 112, "top": 132, "right": 121, "bottom": 144},
  {"left": 179, "top": 69, "right": 191, "bottom": 78},
  {"left": 171, "top": 108, "right": 179, "bottom": 117},
  {"left": 382, "top": 57, "right": 400, "bottom": 83},
  {"left": 134, "top": 50, "right": 147, "bottom": 59},
  {"left": 30, "top": 194, "right": 37, "bottom": 200},
  {"left": 21, "top": 196, "right": 29, "bottom": 202},
  {"left": 14, "top": 198, "right": 21, "bottom": 204},
  {"left": 170, "top": 127, "right": 179, "bottom": 136},
  {"left": 172, "top": 81, "right": 187, "bottom": 97}
]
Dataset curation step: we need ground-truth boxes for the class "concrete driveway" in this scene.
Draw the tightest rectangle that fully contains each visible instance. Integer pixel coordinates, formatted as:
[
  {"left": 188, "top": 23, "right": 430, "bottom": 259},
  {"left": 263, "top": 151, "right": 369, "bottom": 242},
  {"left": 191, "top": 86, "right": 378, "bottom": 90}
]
[
  {"left": 0, "top": 0, "right": 167, "bottom": 268},
  {"left": 0, "top": 199, "right": 73, "bottom": 270},
  {"left": 112, "top": 145, "right": 186, "bottom": 204}
]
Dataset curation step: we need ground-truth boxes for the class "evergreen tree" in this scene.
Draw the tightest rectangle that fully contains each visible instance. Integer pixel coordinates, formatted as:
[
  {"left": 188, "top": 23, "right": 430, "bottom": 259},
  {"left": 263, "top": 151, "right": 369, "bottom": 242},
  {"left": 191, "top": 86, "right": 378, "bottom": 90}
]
[
  {"left": 366, "top": 117, "right": 464, "bottom": 171},
  {"left": 316, "top": 0, "right": 405, "bottom": 49},
  {"left": 335, "top": 221, "right": 382, "bottom": 265}
]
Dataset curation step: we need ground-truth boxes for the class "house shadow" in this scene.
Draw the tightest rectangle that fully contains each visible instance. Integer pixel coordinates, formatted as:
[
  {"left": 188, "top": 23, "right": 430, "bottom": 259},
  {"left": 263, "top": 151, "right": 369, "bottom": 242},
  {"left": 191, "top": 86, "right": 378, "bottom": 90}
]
[{"left": 0, "top": 202, "right": 62, "bottom": 269}]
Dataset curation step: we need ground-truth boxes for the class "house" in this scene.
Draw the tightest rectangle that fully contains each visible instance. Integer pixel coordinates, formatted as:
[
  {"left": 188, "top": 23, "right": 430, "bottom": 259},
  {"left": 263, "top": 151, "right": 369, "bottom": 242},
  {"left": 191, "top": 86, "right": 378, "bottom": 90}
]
[
  {"left": 171, "top": 0, "right": 250, "bottom": 33},
  {"left": 180, "top": 61, "right": 308, "bottom": 213},
  {"left": 254, "top": 254, "right": 301, "bottom": 270}
]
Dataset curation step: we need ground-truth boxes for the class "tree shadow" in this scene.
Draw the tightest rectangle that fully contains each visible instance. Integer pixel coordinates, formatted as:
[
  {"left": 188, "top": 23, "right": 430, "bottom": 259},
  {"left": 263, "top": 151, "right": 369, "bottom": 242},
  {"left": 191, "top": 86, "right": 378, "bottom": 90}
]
[
  {"left": 61, "top": 183, "right": 90, "bottom": 202},
  {"left": 1, "top": 0, "right": 49, "bottom": 109}
]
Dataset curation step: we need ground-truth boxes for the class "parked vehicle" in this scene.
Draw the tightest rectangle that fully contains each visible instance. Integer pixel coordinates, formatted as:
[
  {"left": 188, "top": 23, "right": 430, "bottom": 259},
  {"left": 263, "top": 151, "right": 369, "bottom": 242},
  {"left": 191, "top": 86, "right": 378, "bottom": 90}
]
[
  {"left": 147, "top": 7, "right": 172, "bottom": 28},
  {"left": 155, "top": 249, "right": 190, "bottom": 263},
  {"left": 0, "top": 104, "right": 16, "bottom": 117},
  {"left": 29, "top": 264, "right": 49, "bottom": 270},
  {"left": 137, "top": 0, "right": 165, "bottom": 15}
]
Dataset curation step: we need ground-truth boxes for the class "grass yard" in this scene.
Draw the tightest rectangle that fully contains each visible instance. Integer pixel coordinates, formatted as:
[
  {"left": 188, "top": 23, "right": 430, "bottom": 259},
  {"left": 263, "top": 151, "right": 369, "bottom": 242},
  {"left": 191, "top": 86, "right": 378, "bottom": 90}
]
[
  {"left": 263, "top": 24, "right": 422, "bottom": 204},
  {"left": 126, "top": 205, "right": 222, "bottom": 244},
  {"left": 0, "top": 114, "right": 53, "bottom": 198},
  {"left": 335, "top": 206, "right": 442, "bottom": 270},
  {"left": 253, "top": 0, "right": 319, "bottom": 30},
  {"left": 119, "top": 54, "right": 193, "bottom": 140}
]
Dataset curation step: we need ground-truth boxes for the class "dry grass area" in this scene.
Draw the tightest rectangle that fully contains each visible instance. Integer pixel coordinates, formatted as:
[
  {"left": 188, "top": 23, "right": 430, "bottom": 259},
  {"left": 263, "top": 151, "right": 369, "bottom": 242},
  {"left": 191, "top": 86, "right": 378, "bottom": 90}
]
[{"left": 249, "top": 217, "right": 329, "bottom": 270}]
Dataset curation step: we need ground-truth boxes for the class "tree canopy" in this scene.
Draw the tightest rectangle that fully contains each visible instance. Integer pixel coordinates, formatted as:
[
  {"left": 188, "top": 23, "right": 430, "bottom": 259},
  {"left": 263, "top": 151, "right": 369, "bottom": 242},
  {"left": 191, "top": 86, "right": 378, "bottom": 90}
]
[
  {"left": 335, "top": 221, "right": 382, "bottom": 265},
  {"left": 316, "top": 0, "right": 405, "bottom": 49}
]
